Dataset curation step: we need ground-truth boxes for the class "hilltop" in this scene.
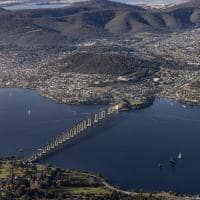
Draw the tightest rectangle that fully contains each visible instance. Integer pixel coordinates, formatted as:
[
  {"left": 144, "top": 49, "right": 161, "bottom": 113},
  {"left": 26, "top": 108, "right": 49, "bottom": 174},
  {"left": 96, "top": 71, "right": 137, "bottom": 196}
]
[
  {"left": 0, "top": 0, "right": 199, "bottom": 106},
  {"left": 54, "top": 51, "right": 159, "bottom": 75}
]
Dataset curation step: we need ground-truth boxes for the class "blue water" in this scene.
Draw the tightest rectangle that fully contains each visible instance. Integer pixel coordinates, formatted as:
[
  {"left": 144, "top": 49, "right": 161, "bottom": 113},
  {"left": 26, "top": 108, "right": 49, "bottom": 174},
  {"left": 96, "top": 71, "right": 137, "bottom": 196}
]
[
  {"left": 0, "top": 88, "right": 200, "bottom": 194},
  {"left": 0, "top": 88, "right": 102, "bottom": 156}
]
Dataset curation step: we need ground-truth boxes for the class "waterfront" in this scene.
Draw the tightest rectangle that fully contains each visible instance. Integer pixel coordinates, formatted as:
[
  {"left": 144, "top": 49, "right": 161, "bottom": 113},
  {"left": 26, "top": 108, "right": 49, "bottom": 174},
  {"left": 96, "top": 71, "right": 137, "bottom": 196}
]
[{"left": 0, "top": 88, "right": 200, "bottom": 194}]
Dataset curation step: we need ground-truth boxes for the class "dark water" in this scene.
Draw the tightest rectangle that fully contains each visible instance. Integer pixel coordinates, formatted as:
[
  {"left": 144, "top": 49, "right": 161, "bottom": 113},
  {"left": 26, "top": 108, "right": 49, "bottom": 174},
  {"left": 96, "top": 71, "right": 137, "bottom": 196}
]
[{"left": 0, "top": 88, "right": 200, "bottom": 194}]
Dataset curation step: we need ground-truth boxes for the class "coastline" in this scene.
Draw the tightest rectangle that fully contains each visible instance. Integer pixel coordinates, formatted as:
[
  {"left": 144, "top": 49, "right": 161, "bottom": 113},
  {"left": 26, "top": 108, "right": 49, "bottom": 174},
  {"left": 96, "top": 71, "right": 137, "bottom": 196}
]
[
  {"left": 1, "top": 86, "right": 199, "bottom": 108},
  {"left": 0, "top": 87, "right": 200, "bottom": 198},
  {"left": 0, "top": 158, "right": 193, "bottom": 200}
]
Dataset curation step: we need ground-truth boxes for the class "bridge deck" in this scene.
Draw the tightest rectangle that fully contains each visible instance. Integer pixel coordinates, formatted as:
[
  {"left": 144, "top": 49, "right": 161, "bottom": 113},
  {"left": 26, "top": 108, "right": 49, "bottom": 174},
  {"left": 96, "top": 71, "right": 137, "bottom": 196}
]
[{"left": 26, "top": 104, "right": 120, "bottom": 162}]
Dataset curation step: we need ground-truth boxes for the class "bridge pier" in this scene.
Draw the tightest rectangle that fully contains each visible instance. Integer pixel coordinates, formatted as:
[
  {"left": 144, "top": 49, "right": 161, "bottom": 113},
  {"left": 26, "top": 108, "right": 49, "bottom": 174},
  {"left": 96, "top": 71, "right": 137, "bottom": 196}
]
[
  {"left": 46, "top": 145, "right": 50, "bottom": 151},
  {"left": 59, "top": 138, "right": 63, "bottom": 144},
  {"left": 80, "top": 122, "right": 84, "bottom": 131},
  {"left": 76, "top": 125, "right": 80, "bottom": 133},
  {"left": 55, "top": 140, "right": 59, "bottom": 147},
  {"left": 31, "top": 154, "right": 37, "bottom": 162},
  {"left": 83, "top": 120, "right": 87, "bottom": 129},
  {"left": 42, "top": 149, "right": 46, "bottom": 154},
  {"left": 73, "top": 127, "right": 77, "bottom": 135},
  {"left": 98, "top": 111, "right": 102, "bottom": 120},
  {"left": 78, "top": 123, "right": 82, "bottom": 132},
  {"left": 65, "top": 132, "right": 70, "bottom": 140},
  {"left": 107, "top": 107, "right": 112, "bottom": 115},
  {"left": 87, "top": 118, "right": 92, "bottom": 127},
  {"left": 82, "top": 121, "right": 85, "bottom": 131},
  {"left": 69, "top": 129, "right": 74, "bottom": 138},
  {"left": 51, "top": 143, "right": 55, "bottom": 149},
  {"left": 94, "top": 113, "right": 99, "bottom": 123},
  {"left": 100, "top": 110, "right": 106, "bottom": 119},
  {"left": 73, "top": 128, "right": 76, "bottom": 136},
  {"left": 27, "top": 105, "right": 121, "bottom": 162},
  {"left": 62, "top": 134, "right": 66, "bottom": 142},
  {"left": 37, "top": 152, "right": 42, "bottom": 157},
  {"left": 33, "top": 155, "right": 37, "bottom": 161}
]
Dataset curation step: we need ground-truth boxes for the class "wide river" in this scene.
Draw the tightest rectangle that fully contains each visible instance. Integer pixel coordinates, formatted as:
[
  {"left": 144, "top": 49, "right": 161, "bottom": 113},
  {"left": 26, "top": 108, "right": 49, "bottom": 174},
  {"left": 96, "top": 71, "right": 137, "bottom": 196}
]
[{"left": 0, "top": 88, "right": 200, "bottom": 194}]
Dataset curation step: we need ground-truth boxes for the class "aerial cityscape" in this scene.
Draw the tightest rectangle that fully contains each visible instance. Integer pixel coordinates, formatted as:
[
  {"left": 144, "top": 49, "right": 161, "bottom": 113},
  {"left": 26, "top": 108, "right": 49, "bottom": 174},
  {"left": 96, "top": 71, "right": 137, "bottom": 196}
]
[{"left": 0, "top": 0, "right": 199, "bottom": 199}]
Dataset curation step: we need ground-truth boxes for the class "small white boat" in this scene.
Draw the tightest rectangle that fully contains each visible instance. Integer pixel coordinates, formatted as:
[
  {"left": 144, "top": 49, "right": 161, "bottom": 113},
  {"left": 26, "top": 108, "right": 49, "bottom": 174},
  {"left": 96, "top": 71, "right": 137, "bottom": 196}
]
[
  {"left": 178, "top": 153, "right": 182, "bottom": 159},
  {"left": 27, "top": 108, "right": 31, "bottom": 116},
  {"left": 19, "top": 148, "right": 24, "bottom": 152}
]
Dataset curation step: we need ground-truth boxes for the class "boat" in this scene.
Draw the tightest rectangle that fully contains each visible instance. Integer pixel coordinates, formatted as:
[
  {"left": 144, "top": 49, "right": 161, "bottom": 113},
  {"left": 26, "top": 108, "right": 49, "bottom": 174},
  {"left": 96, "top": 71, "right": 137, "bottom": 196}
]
[
  {"left": 178, "top": 153, "right": 182, "bottom": 159},
  {"left": 158, "top": 163, "right": 164, "bottom": 169},
  {"left": 27, "top": 108, "right": 31, "bottom": 116},
  {"left": 19, "top": 148, "right": 24, "bottom": 152}
]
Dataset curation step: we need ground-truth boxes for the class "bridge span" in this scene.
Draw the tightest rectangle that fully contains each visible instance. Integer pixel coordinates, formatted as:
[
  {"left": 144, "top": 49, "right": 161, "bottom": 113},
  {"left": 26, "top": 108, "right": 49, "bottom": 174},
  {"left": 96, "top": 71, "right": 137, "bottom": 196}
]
[{"left": 26, "top": 104, "right": 121, "bottom": 163}]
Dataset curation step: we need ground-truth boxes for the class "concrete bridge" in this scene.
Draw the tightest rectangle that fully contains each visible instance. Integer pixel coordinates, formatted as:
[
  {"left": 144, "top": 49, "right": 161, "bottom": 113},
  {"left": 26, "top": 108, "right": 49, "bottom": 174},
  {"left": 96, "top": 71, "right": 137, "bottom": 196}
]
[{"left": 26, "top": 104, "right": 121, "bottom": 163}]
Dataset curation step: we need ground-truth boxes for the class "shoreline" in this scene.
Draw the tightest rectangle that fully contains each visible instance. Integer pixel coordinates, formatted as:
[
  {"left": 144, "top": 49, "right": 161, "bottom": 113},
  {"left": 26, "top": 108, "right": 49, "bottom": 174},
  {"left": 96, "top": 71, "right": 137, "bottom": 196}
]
[
  {"left": 0, "top": 87, "right": 199, "bottom": 198},
  {"left": 0, "top": 86, "right": 199, "bottom": 108},
  {"left": 0, "top": 158, "right": 194, "bottom": 199}
]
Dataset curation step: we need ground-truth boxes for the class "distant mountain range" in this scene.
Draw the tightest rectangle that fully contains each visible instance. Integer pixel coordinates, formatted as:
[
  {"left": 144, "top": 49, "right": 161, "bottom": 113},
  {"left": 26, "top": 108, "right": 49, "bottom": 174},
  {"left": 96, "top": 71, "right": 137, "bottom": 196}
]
[
  {"left": 0, "top": 0, "right": 191, "bottom": 10},
  {"left": 0, "top": 0, "right": 199, "bottom": 47}
]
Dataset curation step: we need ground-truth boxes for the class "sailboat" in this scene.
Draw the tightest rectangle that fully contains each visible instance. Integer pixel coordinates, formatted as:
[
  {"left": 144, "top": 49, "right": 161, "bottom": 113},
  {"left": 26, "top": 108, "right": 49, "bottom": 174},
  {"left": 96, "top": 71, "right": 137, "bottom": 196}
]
[
  {"left": 27, "top": 108, "right": 31, "bottom": 117},
  {"left": 178, "top": 153, "right": 182, "bottom": 159}
]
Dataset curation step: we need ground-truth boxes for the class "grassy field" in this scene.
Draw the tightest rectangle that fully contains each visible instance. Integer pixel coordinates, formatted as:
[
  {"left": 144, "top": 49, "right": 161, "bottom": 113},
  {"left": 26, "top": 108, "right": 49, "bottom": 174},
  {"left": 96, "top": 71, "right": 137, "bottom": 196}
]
[
  {"left": 59, "top": 186, "right": 111, "bottom": 195},
  {"left": 0, "top": 161, "right": 25, "bottom": 179},
  {"left": 0, "top": 160, "right": 191, "bottom": 199},
  {"left": 126, "top": 98, "right": 144, "bottom": 106},
  {"left": 0, "top": 163, "right": 9, "bottom": 179}
]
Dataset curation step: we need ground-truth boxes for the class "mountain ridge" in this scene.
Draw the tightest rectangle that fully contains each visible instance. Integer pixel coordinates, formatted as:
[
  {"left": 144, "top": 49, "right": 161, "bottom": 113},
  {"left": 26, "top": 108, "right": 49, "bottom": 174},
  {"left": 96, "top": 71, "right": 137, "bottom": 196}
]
[{"left": 0, "top": 0, "right": 199, "bottom": 47}]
